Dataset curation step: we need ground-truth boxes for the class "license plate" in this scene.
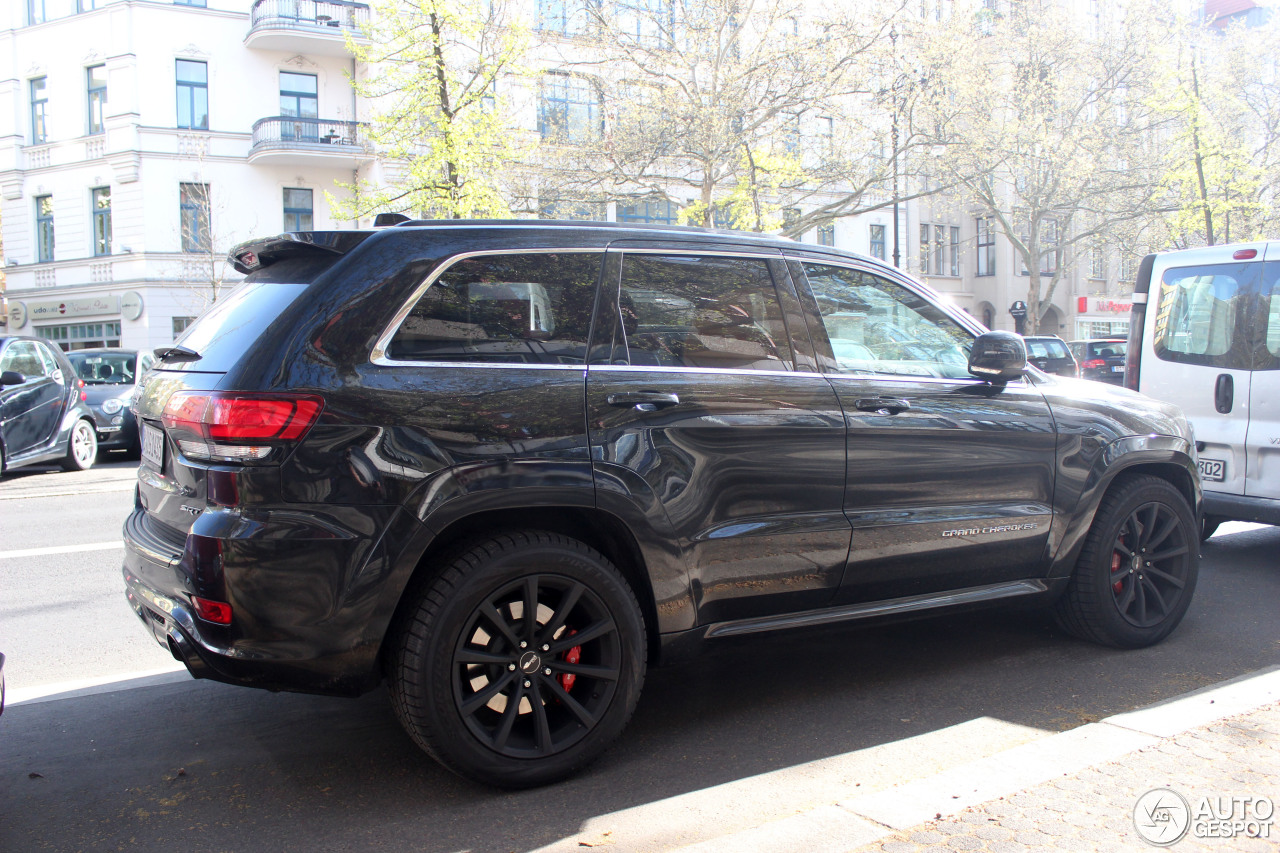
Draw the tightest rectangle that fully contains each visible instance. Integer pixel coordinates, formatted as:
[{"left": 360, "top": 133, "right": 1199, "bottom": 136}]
[
  {"left": 141, "top": 423, "right": 165, "bottom": 469},
  {"left": 1197, "top": 458, "right": 1226, "bottom": 482},
  {"left": 1111, "top": 365, "right": 1125, "bottom": 373}
]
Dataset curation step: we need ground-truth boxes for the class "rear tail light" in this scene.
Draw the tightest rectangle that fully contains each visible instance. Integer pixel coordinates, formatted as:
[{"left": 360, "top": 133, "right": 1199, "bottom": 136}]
[
  {"left": 162, "top": 391, "right": 324, "bottom": 463},
  {"left": 77, "top": 378, "right": 87, "bottom": 403},
  {"left": 1082, "top": 359, "right": 1106, "bottom": 370}
]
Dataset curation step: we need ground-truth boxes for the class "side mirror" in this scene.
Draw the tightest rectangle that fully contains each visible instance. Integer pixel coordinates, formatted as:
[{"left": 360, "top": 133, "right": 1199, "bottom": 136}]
[
  {"left": 968, "top": 331, "right": 1027, "bottom": 383},
  {"left": 1, "top": 370, "right": 26, "bottom": 387}
]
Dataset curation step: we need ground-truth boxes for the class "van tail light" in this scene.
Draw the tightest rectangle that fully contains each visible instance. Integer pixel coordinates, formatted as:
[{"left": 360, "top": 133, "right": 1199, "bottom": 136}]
[{"left": 162, "top": 392, "right": 324, "bottom": 464}]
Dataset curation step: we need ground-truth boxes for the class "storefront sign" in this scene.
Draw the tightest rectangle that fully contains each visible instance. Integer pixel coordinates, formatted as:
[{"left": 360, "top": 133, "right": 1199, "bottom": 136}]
[
  {"left": 1078, "top": 296, "right": 1133, "bottom": 314},
  {"left": 8, "top": 300, "right": 27, "bottom": 330},
  {"left": 121, "top": 291, "right": 144, "bottom": 321},
  {"left": 27, "top": 296, "right": 120, "bottom": 320}
]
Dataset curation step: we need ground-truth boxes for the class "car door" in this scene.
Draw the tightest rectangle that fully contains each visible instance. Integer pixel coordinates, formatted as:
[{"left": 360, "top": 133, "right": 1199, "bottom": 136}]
[
  {"left": 1144, "top": 257, "right": 1260, "bottom": 498},
  {"left": 0, "top": 340, "right": 63, "bottom": 457},
  {"left": 586, "top": 245, "right": 850, "bottom": 625},
  {"left": 788, "top": 258, "right": 1057, "bottom": 605},
  {"left": 1248, "top": 259, "right": 1280, "bottom": 502}
]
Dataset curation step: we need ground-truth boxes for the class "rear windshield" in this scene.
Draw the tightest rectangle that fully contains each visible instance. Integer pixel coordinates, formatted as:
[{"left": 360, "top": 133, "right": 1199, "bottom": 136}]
[
  {"left": 68, "top": 351, "right": 137, "bottom": 385},
  {"left": 1087, "top": 341, "right": 1126, "bottom": 358},
  {"left": 162, "top": 256, "right": 333, "bottom": 372},
  {"left": 1027, "top": 339, "right": 1069, "bottom": 359}
]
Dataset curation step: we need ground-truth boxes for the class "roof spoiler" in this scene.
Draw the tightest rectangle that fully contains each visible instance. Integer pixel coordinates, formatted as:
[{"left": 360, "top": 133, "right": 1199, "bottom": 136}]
[{"left": 229, "top": 231, "right": 372, "bottom": 275}]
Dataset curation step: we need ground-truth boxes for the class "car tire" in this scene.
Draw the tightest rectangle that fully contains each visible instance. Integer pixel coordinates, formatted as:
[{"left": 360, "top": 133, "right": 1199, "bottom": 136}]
[
  {"left": 1200, "top": 515, "right": 1223, "bottom": 541},
  {"left": 1054, "top": 475, "right": 1198, "bottom": 648},
  {"left": 388, "top": 530, "right": 647, "bottom": 788},
  {"left": 61, "top": 419, "right": 98, "bottom": 471}
]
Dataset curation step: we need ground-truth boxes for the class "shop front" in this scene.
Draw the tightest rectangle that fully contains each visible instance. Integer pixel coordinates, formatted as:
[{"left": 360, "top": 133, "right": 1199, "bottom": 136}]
[{"left": 1074, "top": 295, "right": 1132, "bottom": 340}]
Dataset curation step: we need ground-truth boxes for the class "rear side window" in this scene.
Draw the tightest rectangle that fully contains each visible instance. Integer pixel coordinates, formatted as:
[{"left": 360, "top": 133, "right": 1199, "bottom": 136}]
[
  {"left": 1153, "top": 263, "right": 1256, "bottom": 370},
  {"left": 614, "top": 254, "right": 793, "bottom": 371},
  {"left": 173, "top": 280, "right": 310, "bottom": 373},
  {"left": 1261, "top": 263, "right": 1280, "bottom": 371},
  {"left": 388, "top": 252, "right": 602, "bottom": 364}
]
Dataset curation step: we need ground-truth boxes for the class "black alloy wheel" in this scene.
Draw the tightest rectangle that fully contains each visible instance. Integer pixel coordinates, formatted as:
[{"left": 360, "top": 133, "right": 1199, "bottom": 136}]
[
  {"left": 1106, "top": 501, "right": 1193, "bottom": 629},
  {"left": 452, "top": 574, "right": 623, "bottom": 759},
  {"left": 1055, "top": 474, "right": 1199, "bottom": 648},
  {"left": 388, "top": 531, "right": 646, "bottom": 788}
]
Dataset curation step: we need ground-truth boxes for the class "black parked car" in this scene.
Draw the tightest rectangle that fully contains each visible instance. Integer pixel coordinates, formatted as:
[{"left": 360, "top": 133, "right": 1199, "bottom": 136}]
[
  {"left": 1070, "top": 338, "right": 1128, "bottom": 385},
  {"left": 67, "top": 348, "right": 154, "bottom": 457},
  {"left": 123, "top": 221, "right": 1202, "bottom": 787},
  {"left": 1, "top": 335, "right": 98, "bottom": 475},
  {"left": 1023, "top": 335, "right": 1078, "bottom": 377}
]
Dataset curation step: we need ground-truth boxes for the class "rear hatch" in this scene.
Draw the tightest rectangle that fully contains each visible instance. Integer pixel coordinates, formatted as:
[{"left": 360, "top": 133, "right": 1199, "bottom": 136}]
[{"left": 131, "top": 247, "right": 354, "bottom": 549}]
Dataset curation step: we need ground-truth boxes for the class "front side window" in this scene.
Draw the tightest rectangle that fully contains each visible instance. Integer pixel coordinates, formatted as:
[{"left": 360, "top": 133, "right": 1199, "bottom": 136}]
[
  {"left": 87, "top": 64, "right": 107, "bottom": 134},
  {"left": 0, "top": 341, "right": 48, "bottom": 380},
  {"left": 280, "top": 72, "right": 319, "bottom": 140},
  {"left": 1153, "top": 263, "right": 1255, "bottom": 370},
  {"left": 803, "top": 263, "right": 973, "bottom": 379},
  {"left": 388, "top": 253, "right": 603, "bottom": 365},
  {"left": 283, "top": 187, "right": 313, "bottom": 231},
  {"left": 92, "top": 186, "right": 111, "bottom": 255},
  {"left": 36, "top": 195, "right": 55, "bottom": 262},
  {"left": 31, "top": 77, "right": 49, "bottom": 144},
  {"left": 614, "top": 254, "right": 793, "bottom": 371},
  {"left": 176, "top": 59, "right": 208, "bottom": 130},
  {"left": 538, "top": 73, "right": 601, "bottom": 142},
  {"left": 869, "top": 224, "right": 886, "bottom": 261},
  {"left": 180, "top": 182, "right": 211, "bottom": 252}
]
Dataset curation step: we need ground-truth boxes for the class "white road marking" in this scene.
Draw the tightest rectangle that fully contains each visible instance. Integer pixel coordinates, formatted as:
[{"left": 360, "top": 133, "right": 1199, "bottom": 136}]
[{"left": 0, "top": 541, "right": 124, "bottom": 560}]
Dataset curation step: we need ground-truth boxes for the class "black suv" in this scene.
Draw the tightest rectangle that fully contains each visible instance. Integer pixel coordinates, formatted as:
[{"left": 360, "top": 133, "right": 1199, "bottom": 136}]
[{"left": 123, "top": 222, "right": 1202, "bottom": 787}]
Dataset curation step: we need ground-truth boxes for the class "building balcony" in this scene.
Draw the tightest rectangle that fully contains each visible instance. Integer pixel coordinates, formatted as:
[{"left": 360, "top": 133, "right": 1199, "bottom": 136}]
[
  {"left": 248, "top": 117, "right": 370, "bottom": 167},
  {"left": 245, "top": 0, "right": 370, "bottom": 56}
]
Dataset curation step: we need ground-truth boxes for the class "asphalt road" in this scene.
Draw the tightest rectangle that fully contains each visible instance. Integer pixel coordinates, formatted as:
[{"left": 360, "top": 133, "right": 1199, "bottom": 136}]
[{"left": 1, "top": 461, "right": 1278, "bottom": 852}]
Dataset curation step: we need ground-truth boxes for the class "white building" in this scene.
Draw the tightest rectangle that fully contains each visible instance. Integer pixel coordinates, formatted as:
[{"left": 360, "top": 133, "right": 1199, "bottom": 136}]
[{"left": 1, "top": 0, "right": 370, "bottom": 350}]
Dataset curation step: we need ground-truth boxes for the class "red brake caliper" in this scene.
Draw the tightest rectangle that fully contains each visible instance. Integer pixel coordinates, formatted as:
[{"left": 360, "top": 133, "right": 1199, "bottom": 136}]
[
  {"left": 558, "top": 629, "right": 581, "bottom": 693},
  {"left": 1111, "top": 549, "right": 1125, "bottom": 594}
]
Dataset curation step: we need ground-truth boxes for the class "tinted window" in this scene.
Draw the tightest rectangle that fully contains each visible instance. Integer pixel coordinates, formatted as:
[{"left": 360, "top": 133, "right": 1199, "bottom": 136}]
[
  {"left": 388, "top": 253, "right": 602, "bottom": 364},
  {"left": 68, "top": 351, "right": 139, "bottom": 385},
  {"left": 615, "top": 254, "right": 793, "bottom": 371},
  {"left": 1154, "top": 263, "right": 1256, "bottom": 370},
  {"left": 173, "top": 280, "right": 309, "bottom": 373},
  {"left": 1087, "top": 341, "right": 1126, "bottom": 359},
  {"left": 1261, "top": 263, "right": 1280, "bottom": 371},
  {"left": 0, "top": 342, "right": 48, "bottom": 379},
  {"left": 1027, "top": 339, "right": 1069, "bottom": 359},
  {"left": 802, "top": 264, "right": 972, "bottom": 379}
]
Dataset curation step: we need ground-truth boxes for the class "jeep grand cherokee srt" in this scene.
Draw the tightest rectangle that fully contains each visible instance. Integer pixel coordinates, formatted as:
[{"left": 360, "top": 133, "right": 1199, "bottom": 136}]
[{"left": 123, "top": 221, "right": 1201, "bottom": 787}]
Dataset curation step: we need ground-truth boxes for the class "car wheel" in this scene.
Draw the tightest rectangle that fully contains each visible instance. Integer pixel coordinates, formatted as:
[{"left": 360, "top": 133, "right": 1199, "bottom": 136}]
[
  {"left": 1054, "top": 474, "right": 1198, "bottom": 648},
  {"left": 1200, "top": 515, "right": 1222, "bottom": 541},
  {"left": 61, "top": 419, "right": 98, "bottom": 471},
  {"left": 388, "top": 531, "right": 647, "bottom": 788}
]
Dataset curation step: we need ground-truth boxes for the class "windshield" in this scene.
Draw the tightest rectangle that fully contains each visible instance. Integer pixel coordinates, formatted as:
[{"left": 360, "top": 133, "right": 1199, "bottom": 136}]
[{"left": 68, "top": 352, "right": 137, "bottom": 385}]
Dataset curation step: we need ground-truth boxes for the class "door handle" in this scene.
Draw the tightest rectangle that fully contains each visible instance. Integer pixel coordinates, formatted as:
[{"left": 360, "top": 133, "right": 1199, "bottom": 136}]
[
  {"left": 854, "top": 397, "right": 912, "bottom": 415},
  {"left": 606, "top": 391, "right": 680, "bottom": 411},
  {"left": 1214, "top": 374, "right": 1234, "bottom": 414}
]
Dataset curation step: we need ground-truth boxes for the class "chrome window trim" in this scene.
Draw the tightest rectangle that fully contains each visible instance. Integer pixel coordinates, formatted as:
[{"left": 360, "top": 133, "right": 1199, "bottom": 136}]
[
  {"left": 588, "top": 364, "right": 820, "bottom": 380},
  {"left": 370, "top": 247, "right": 605, "bottom": 367},
  {"left": 606, "top": 246, "right": 786, "bottom": 261}
]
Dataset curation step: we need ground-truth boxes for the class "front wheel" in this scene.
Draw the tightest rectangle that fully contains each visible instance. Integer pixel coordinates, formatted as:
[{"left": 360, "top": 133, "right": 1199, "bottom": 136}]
[
  {"left": 1054, "top": 475, "right": 1198, "bottom": 648},
  {"left": 388, "top": 531, "right": 647, "bottom": 788},
  {"left": 61, "top": 419, "right": 98, "bottom": 471}
]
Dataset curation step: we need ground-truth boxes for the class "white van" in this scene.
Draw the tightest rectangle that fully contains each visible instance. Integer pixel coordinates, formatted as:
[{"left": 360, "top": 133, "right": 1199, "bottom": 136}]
[{"left": 1126, "top": 242, "right": 1280, "bottom": 536}]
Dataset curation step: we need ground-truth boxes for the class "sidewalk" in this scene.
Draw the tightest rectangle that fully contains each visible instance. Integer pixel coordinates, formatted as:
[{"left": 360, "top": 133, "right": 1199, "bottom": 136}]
[{"left": 533, "top": 668, "right": 1280, "bottom": 852}]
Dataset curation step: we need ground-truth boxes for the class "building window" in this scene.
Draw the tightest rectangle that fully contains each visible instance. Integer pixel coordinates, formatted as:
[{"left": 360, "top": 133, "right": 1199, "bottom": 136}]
[
  {"left": 1091, "top": 245, "right": 1106, "bottom": 279},
  {"left": 950, "top": 226, "right": 960, "bottom": 275},
  {"left": 180, "top": 182, "right": 211, "bottom": 253},
  {"left": 35, "top": 195, "right": 55, "bottom": 262},
  {"left": 539, "top": 197, "right": 606, "bottom": 220},
  {"left": 87, "top": 64, "right": 107, "bottom": 135},
  {"left": 176, "top": 59, "right": 208, "bottom": 130},
  {"left": 817, "top": 224, "right": 835, "bottom": 246},
  {"left": 538, "top": 0, "right": 598, "bottom": 35},
  {"left": 934, "top": 225, "right": 947, "bottom": 275},
  {"left": 172, "top": 316, "right": 196, "bottom": 337},
  {"left": 283, "top": 188, "right": 313, "bottom": 231},
  {"left": 869, "top": 224, "right": 886, "bottom": 261},
  {"left": 617, "top": 198, "right": 678, "bottom": 224},
  {"left": 77, "top": 0, "right": 101, "bottom": 11},
  {"left": 538, "top": 73, "right": 601, "bottom": 143},
  {"left": 36, "top": 322, "right": 121, "bottom": 350},
  {"left": 976, "top": 216, "right": 995, "bottom": 276},
  {"left": 174, "top": 0, "right": 207, "bottom": 6},
  {"left": 28, "top": 0, "right": 46, "bottom": 25},
  {"left": 617, "top": 0, "right": 673, "bottom": 48},
  {"left": 30, "top": 77, "right": 49, "bottom": 144},
  {"left": 919, "top": 224, "right": 930, "bottom": 273},
  {"left": 280, "top": 72, "right": 319, "bottom": 140},
  {"left": 1119, "top": 255, "right": 1136, "bottom": 282},
  {"left": 92, "top": 187, "right": 112, "bottom": 256}
]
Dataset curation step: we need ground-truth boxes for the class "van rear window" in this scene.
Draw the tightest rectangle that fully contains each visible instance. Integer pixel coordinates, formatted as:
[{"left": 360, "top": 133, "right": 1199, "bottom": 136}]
[{"left": 1153, "top": 263, "right": 1255, "bottom": 371}]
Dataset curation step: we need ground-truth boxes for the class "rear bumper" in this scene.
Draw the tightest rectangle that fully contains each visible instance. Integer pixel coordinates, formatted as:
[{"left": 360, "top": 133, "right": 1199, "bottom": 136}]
[{"left": 121, "top": 504, "right": 406, "bottom": 697}]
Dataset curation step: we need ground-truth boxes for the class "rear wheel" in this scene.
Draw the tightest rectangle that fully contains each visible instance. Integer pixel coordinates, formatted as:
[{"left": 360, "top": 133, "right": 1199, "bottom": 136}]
[
  {"left": 61, "top": 419, "right": 98, "bottom": 471},
  {"left": 1055, "top": 475, "right": 1198, "bottom": 648},
  {"left": 389, "top": 531, "right": 646, "bottom": 788}
]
